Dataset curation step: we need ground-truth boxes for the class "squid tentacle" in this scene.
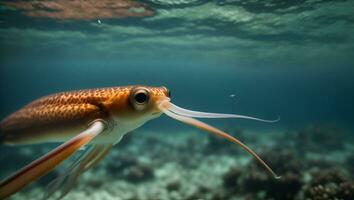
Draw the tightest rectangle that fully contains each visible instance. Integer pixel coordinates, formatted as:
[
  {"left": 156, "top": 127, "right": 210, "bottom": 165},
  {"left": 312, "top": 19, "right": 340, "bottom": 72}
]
[
  {"left": 158, "top": 100, "right": 281, "bottom": 179},
  {"left": 168, "top": 101, "right": 279, "bottom": 122},
  {"left": 0, "top": 120, "right": 106, "bottom": 199}
]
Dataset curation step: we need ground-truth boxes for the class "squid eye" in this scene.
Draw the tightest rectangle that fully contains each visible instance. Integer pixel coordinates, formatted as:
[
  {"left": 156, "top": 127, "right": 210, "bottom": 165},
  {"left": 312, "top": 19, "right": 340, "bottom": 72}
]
[
  {"left": 130, "top": 87, "right": 150, "bottom": 111},
  {"left": 134, "top": 91, "right": 148, "bottom": 104}
]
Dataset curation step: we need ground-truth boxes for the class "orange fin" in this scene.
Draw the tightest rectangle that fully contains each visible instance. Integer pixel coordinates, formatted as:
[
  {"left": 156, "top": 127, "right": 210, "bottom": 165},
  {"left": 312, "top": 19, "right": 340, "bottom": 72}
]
[{"left": 0, "top": 120, "right": 106, "bottom": 199}]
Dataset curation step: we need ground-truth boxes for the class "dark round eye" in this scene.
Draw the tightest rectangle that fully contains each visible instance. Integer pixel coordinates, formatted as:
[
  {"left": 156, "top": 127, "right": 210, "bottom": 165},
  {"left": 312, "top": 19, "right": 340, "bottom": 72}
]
[
  {"left": 130, "top": 87, "right": 150, "bottom": 110},
  {"left": 134, "top": 92, "right": 148, "bottom": 104}
]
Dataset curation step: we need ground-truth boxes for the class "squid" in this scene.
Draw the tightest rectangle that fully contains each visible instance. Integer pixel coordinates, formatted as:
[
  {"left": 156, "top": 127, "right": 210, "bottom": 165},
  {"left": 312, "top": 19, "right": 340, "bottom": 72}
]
[{"left": 0, "top": 85, "right": 280, "bottom": 199}]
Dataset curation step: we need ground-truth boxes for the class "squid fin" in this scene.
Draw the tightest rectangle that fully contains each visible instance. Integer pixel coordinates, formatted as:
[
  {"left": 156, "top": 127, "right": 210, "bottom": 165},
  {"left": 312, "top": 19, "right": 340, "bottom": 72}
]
[{"left": 0, "top": 120, "right": 106, "bottom": 199}]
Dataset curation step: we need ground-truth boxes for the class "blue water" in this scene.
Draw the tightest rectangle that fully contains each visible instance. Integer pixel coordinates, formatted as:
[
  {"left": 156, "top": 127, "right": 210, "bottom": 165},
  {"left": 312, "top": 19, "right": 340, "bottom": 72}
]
[
  {"left": 1, "top": 1, "right": 354, "bottom": 199},
  {"left": 1, "top": 1, "right": 354, "bottom": 132}
]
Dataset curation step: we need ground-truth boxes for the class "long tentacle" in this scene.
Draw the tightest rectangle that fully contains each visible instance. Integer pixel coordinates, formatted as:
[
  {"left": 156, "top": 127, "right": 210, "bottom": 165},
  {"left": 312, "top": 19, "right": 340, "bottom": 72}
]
[
  {"left": 42, "top": 145, "right": 101, "bottom": 200},
  {"left": 158, "top": 101, "right": 280, "bottom": 179},
  {"left": 0, "top": 120, "right": 106, "bottom": 199},
  {"left": 43, "top": 144, "right": 112, "bottom": 200},
  {"left": 84, "top": 144, "right": 112, "bottom": 171},
  {"left": 42, "top": 146, "right": 96, "bottom": 200},
  {"left": 168, "top": 101, "right": 279, "bottom": 122}
]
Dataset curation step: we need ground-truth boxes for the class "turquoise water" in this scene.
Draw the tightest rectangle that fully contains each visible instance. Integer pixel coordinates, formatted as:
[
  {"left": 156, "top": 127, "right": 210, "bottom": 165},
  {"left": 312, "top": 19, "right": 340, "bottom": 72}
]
[{"left": 1, "top": 1, "right": 354, "bottom": 199}]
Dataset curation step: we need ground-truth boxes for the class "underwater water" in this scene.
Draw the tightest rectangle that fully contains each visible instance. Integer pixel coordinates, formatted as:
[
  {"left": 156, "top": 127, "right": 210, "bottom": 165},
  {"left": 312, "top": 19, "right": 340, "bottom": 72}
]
[{"left": 0, "top": 0, "right": 354, "bottom": 199}]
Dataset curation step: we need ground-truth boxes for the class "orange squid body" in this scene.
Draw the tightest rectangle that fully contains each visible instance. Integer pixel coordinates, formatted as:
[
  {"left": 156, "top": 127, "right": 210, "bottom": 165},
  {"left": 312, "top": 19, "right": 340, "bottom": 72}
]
[
  {"left": 0, "top": 85, "right": 281, "bottom": 199},
  {"left": 0, "top": 86, "right": 169, "bottom": 145}
]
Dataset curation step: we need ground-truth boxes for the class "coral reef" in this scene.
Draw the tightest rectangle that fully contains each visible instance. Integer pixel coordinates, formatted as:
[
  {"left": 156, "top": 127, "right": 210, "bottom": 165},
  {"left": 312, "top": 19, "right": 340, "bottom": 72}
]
[
  {"left": 123, "top": 164, "right": 154, "bottom": 183},
  {"left": 3, "top": 126, "right": 353, "bottom": 200},
  {"left": 303, "top": 169, "right": 354, "bottom": 200},
  {"left": 241, "top": 150, "right": 303, "bottom": 200},
  {"left": 304, "top": 182, "right": 354, "bottom": 200},
  {"left": 166, "top": 179, "right": 181, "bottom": 192},
  {"left": 106, "top": 154, "right": 138, "bottom": 173},
  {"left": 222, "top": 166, "right": 242, "bottom": 189},
  {"left": 308, "top": 169, "right": 346, "bottom": 186}
]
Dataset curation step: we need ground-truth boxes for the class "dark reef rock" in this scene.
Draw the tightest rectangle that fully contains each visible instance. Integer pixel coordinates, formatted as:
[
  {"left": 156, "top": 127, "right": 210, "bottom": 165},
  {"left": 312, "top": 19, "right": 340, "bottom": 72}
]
[
  {"left": 339, "top": 181, "right": 354, "bottom": 199},
  {"left": 106, "top": 153, "right": 155, "bottom": 183},
  {"left": 107, "top": 154, "right": 138, "bottom": 173},
  {"left": 222, "top": 149, "right": 303, "bottom": 200},
  {"left": 222, "top": 166, "right": 242, "bottom": 189},
  {"left": 219, "top": 126, "right": 353, "bottom": 200},
  {"left": 211, "top": 189, "right": 231, "bottom": 200},
  {"left": 241, "top": 171, "right": 302, "bottom": 200},
  {"left": 85, "top": 178, "right": 105, "bottom": 188},
  {"left": 304, "top": 181, "right": 354, "bottom": 200},
  {"left": 185, "top": 186, "right": 211, "bottom": 200},
  {"left": 186, "top": 192, "right": 205, "bottom": 200},
  {"left": 123, "top": 164, "right": 154, "bottom": 183},
  {"left": 166, "top": 180, "right": 181, "bottom": 192},
  {"left": 250, "top": 149, "right": 303, "bottom": 175},
  {"left": 309, "top": 169, "right": 346, "bottom": 186},
  {"left": 303, "top": 169, "right": 354, "bottom": 200}
]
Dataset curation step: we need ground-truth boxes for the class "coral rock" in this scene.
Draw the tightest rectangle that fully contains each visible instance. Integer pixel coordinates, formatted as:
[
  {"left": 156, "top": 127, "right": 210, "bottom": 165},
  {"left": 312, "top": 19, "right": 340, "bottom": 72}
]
[{"left": 124, "top": 164, "right": 154, "bottom": 183}]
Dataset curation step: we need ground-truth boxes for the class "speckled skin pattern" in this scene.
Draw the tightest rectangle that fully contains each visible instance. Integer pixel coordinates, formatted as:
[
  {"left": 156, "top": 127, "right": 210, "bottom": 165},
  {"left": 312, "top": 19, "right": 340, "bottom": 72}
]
[{"left": 0, "top": 86, "right": 169, "bottom": 144}]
